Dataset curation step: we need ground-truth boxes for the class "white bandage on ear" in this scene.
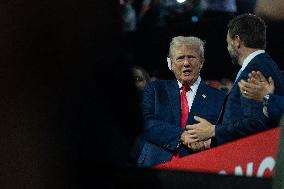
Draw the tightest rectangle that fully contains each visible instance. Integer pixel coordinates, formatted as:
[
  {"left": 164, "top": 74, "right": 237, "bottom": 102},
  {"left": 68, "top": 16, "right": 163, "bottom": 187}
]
[{"left": 167, "top": 57, "right": 172, "bottom": 70}]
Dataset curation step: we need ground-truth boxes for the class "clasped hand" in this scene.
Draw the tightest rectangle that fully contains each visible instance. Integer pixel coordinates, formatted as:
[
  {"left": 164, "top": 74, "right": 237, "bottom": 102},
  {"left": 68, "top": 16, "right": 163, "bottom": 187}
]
[{"left": 180, "top": 116, "right": 215, "bottom": 151}]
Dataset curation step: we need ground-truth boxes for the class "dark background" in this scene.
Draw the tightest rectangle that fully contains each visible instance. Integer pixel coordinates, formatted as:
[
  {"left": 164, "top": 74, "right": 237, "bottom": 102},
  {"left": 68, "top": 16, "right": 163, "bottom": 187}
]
[
  {"left": 122, "top": 1, "right": 284, "bottom": 81},
  {"left": 0, "top": 0, "right": 281, "bottom": 188}
]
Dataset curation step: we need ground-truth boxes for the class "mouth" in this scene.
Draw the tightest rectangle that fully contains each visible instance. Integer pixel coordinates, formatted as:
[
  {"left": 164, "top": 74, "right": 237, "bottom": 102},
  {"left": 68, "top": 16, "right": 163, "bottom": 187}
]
[{"left": 183, "top": 69, "right": 192, "bottom": 76}]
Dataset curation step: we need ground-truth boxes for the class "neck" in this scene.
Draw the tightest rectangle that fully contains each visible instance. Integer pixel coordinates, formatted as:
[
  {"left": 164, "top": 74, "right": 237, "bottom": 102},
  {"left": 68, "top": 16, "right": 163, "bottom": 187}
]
[{"left": 238, "top": 47, "right": 262, "bottom": 66}]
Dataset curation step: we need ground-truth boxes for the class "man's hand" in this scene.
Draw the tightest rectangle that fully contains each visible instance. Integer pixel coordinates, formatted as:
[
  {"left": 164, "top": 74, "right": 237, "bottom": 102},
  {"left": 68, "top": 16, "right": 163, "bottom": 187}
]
[
  {"left": 186, "top": 116, "right": 215, "bottom": 141},
  {"left": 181, "top": 131, "right": 198, "bottom": 146},
  {"left": 238, "top": 71, "right": 275, "bottom": 101},
  {"left": 187, "top": 139, "right": 211, "bottom": 151},
  {"left": 181, "top": 130, "right": 211, "bottom": 151}
]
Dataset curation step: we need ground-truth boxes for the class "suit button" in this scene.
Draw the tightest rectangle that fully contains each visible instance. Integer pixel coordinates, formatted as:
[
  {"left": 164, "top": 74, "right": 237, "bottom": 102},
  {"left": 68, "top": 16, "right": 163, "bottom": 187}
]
[
  {"left": 176, "top": 142, "right": 181, "bottom": 149},
  {"left": 163, "top": 144, "right": 169, "bottom": 148}
]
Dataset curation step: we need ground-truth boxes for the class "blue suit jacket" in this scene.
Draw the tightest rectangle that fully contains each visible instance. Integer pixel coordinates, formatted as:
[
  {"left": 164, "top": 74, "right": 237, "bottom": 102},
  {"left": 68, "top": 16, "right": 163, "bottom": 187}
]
[
  {"left": 215, "top": 52, "right": 284, "bottom": 145},
  {"left": 268, "top": 95, "right": 284, "bottom": 121},
  {"left": 136, "top": 80, "right": 225, "bottom": 167}
]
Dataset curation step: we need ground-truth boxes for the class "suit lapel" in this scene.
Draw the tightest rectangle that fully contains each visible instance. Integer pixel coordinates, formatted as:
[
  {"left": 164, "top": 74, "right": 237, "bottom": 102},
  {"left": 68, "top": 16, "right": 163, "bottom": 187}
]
[
  {"left": 216, "top": 53, "right": 268, "bottom": 124},
  {"left": 231, "top": 52, "right": 268, "bottom": 92},
  {"left": 216, "top": 79, "right": 237, "bottom": 124},
  {"left": 166, "top": 80, "right": 181, "bottom": 126},
  {"left": 188, "top": 81, "right": 207, "bottom": 124}
]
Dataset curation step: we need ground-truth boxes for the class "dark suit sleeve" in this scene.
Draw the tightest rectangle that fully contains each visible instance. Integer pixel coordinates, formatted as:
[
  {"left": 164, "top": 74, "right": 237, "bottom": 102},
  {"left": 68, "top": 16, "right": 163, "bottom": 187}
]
[
  {"left": 142, "top": 82, "right": 184, "bottom": 152},
  {"left": 214, "top": 58, "right": 282, "bottom": 145},
  {"left": 268, "top": 95, "right": 284, "bottom": 120},
  {"left": 215, "top": 90, "right": 269, "bottom": 145}
]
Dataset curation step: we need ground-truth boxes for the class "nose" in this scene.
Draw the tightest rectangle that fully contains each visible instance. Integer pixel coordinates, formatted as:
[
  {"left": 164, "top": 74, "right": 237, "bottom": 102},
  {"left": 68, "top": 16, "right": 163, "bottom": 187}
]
[{"left": 183, "top": 57, "right": 190, "bottom": 66}]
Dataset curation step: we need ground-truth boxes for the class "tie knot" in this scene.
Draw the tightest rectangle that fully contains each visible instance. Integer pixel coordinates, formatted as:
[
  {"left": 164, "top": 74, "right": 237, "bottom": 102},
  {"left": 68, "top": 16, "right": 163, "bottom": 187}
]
[{"left": 181, "top": 85, "right": 190, "bottom": 92}]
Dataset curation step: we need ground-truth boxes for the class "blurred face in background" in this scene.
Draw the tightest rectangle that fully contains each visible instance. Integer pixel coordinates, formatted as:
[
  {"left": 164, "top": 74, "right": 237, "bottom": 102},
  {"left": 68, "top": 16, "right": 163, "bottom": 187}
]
[
  {"left": 171, "top": 44, "right": 203, "bottom": 85},
  {"left": 133, "top": 68, "right": 147, "bottom": 92},
  {"left": 226, "top": 31, "right": 239, "bottom": 65}
]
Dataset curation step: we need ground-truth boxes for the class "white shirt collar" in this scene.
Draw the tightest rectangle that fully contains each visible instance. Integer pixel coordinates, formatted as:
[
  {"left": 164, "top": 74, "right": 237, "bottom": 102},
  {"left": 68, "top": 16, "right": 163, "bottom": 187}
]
[
  {"left": 177, "top": 76, "right": 201, "bottom": 111},
  {"left": 177, "top": 76, "right": 201, "bottom": 93},
  {"left": 240, "top": 50, "right": 265, "bottom": 72}
]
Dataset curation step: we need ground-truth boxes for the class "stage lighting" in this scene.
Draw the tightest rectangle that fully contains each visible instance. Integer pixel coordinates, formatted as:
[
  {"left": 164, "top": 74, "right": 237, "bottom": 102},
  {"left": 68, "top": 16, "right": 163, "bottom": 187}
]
[{"left": 176, "top": 0, "right": 186, "bottom": 3}]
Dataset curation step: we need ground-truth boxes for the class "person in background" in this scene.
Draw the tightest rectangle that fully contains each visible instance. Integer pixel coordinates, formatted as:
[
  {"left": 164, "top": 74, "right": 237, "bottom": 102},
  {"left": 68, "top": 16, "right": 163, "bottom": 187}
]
[
  {"left": 220, "top": 78, "right": 233, "bottom": 92},
  {"left": 200, "top": 0, "right": 237, "bottom": 14},
  {"left": 135, "top": 36, "right": 225, "bottom": 167},
  {"left": 254, "top": 0, "right": 284, "bottom": 20},
  {"left": 205, "top": 80, "right": 221, "bottom": 90},
  {"left": 186, "top": 13, "right": 284, "bottom": 146},
  {"left": 205, "top": 78, "right": 233, "bottom": 93},
  {"left": 130, "top": 65, "right": 150, "bottom": 164},
  {"left": 132, "top": 65, "right": 150, "bottom": 95},
  {"left": 120, "top": 0, "right": 137, "bottom": 32}
]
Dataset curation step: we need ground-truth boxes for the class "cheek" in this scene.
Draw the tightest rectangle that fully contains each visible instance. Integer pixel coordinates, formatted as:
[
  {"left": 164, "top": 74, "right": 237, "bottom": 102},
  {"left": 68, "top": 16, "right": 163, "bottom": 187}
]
[
  {"left": 193, "top": 63, "right": 202, "bottom": 73},
  {"left": 137, "top": 81, "right": 145, "bottom": 86},
  {"left": 227, "top": 44, "right": 232, "bottom": 51},
  {"left": 228, "top": 48, "right": 234, "bottom": 56},
  {"left": 198, "top": 65, "right": 202, "bottom": 72},
  {"left": 172, "top": 64, "right": 181, "bottom": 73},
  {"left": 171, "top": 63, "right": 175, "bottom": 71}
]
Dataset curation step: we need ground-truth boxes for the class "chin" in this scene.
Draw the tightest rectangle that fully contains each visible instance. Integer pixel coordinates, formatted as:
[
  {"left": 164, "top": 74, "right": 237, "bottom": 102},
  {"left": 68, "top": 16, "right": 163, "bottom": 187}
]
[
  {"left": 182, "top": 78, "right": 194, "bottom": 85},
  {"left": 231, "top": 58, "right": 239, "bottom": 65},
  {"left": 230, "top": 54, "right": 239, "bottom": 65}
]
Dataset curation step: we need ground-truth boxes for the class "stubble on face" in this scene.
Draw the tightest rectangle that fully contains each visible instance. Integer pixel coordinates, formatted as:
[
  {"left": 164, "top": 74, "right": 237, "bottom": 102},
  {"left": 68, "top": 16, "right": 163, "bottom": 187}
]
[
  {"left": 228, "top": 46, "right": 239, "bottom": 65},
  {"left": 226, "top": 32, "right": 239, "bottom": 66}
]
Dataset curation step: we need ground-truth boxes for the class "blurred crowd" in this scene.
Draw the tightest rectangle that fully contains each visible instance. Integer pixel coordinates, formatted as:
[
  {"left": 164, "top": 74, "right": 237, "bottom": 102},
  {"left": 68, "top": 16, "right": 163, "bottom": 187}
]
[{"left": 120, "top": 0, "right": 238, "bottom": 32}]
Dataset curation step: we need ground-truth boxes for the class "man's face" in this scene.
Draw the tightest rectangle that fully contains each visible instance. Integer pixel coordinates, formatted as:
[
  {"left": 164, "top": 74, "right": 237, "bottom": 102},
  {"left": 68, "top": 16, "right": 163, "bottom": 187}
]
[
  {"left": 226, "top": 31, "right": 239, "bottom": 65},
  {"left": 133, "top": 69, "right": 146, "bottom": 92},
  {"left": 171, "top": 44, "right": 203, "bottom": 85}
]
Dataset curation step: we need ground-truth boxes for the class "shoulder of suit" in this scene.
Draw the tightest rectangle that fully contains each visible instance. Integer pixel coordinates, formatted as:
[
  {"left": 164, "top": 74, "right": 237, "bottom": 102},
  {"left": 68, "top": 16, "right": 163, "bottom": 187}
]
[
  {"left": 249, "top": 53, "right": 274, "bottom": 67},
  {"left": 247, "top": 56, "right": 279, "bottom": 75}
]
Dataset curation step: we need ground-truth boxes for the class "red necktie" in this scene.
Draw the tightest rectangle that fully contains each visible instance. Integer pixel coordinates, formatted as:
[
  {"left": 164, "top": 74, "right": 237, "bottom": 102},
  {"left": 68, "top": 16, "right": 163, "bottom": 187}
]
[
  {"left": 171, "top": 84, "right": 190, "bottom": 160},
  {"left": 180, "top": 85, "right": 190, "bottom": 129}
]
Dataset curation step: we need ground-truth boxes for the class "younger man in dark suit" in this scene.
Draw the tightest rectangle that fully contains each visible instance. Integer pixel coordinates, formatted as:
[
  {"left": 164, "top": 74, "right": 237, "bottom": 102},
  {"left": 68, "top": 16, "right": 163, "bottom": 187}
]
[
  {"left": 136, "top": 36, "right": 225, "bottom": 167},
  {"left": 187, "top": 13, "right": 284, "bottom": 145}
]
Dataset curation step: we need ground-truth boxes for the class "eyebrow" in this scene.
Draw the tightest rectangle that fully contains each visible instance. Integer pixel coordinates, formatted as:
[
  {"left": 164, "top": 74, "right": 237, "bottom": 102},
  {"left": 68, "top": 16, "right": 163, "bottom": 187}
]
[{"left": 176, "top": 55, "right": 196, "bottom": 59}]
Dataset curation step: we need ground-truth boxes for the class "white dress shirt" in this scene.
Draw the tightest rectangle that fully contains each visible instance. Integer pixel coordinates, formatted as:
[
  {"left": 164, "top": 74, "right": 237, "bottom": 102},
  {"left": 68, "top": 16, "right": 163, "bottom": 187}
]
[
  {"left": 177, "top": 76, "right": 201, "bottom": 112},
  {"left": 234, "top": 50, "right": 265, "bottom": 82}
]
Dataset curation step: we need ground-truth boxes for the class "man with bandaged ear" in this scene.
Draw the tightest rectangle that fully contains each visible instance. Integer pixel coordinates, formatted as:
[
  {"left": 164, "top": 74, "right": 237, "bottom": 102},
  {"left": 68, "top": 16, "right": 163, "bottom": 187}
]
[{"left": 135, "top": 36, "right": 225, "bottom": 168}]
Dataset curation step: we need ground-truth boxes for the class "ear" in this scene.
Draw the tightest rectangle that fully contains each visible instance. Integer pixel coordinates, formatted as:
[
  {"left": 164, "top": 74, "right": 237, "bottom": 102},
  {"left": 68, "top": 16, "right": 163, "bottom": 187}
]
[
  {"left": 235, "top": 35, "right": 241, "bottom": 48},
  {"left": 167, "top": 57, "right": 172, "bottom": 70}
]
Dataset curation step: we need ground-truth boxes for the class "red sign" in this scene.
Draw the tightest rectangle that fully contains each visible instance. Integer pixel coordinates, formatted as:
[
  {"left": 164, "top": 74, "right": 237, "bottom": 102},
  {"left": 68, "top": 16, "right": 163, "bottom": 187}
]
[{"left": 155, "top": 128, "right": 280, "bottom": 178}]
